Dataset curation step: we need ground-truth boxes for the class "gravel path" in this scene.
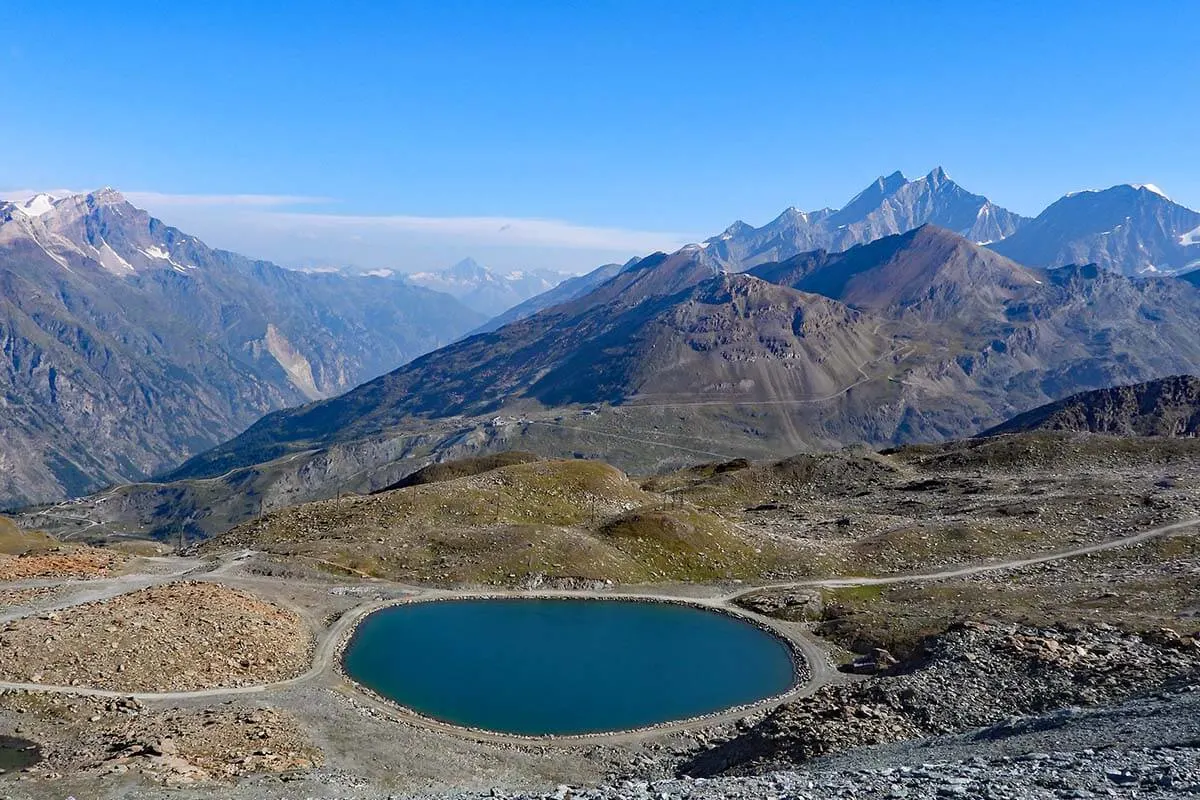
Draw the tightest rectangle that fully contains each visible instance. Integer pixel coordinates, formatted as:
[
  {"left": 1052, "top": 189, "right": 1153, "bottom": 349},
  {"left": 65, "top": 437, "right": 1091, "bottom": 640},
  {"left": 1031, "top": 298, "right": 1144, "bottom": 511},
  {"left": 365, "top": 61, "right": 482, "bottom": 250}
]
[{"left": 0, "top": 516, "right": 1196, "bottom": 714}]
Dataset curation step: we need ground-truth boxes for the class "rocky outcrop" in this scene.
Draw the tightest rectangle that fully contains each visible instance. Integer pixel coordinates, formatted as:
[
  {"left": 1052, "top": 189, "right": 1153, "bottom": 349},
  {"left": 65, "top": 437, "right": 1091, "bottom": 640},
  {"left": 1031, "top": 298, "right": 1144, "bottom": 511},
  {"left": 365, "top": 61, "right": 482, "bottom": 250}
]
[{"left": 982, "top": 375, "right": 1200, "bottom": 437}]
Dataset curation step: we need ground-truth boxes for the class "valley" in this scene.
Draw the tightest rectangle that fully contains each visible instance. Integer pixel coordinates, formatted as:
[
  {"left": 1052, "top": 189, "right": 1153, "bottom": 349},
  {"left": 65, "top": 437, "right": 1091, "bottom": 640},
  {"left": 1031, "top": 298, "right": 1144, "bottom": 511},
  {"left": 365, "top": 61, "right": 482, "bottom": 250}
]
[{"left": 2, "top": 432, "right": 1198, "bottom": 798}]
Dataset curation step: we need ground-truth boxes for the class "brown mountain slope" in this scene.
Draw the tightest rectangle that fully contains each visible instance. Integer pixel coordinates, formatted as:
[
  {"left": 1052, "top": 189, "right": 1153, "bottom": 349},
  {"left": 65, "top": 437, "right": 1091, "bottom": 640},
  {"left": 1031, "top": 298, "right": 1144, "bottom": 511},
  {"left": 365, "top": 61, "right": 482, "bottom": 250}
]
[
  {"left": 65, "top": 229, "right": 1200, "bottom": 542},
  {"left": 169, "top": 273, "right": 893, "bottom": 480},
  {"left": 750, "top": 225, "right": 1043, "bottom": 324}
]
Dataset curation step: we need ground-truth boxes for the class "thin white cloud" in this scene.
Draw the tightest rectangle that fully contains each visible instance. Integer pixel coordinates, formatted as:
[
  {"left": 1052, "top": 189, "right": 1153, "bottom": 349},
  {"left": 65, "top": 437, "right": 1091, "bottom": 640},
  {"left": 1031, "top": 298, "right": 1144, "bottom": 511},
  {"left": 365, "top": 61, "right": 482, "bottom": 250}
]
[
  {"left": 257, "top": 210, "right": 693, "bottom": 252},
  {"left": 0, "top": 188, "right": 79, "bottom": 201},
  {"left": 124, "top": 192, "right": 331, "bottom": 207}
]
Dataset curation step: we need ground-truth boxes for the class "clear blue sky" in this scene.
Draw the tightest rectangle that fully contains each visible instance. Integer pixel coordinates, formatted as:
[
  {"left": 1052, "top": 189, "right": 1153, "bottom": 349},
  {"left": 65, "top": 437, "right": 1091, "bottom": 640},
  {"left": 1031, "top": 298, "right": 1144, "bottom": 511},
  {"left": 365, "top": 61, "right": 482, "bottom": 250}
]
[{"left": 3, "top": 1, "right": 1197, "bottom": 271}]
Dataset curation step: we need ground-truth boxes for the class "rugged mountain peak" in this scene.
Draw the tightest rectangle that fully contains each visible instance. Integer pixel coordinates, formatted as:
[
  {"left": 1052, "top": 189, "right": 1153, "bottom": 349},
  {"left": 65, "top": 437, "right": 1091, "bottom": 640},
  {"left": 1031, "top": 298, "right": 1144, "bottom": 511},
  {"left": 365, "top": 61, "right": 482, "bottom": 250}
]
[
  {"left": 991, "top": 182, "right": 1200, "bottom": 275},
  {"left": 833, "top": 170, "right": 910, "bottom": 223},
  {"left": 1129, "top": 183, "right": 1170, "bottom": 199},
  {"left": 699, "top": 168, "right": 1028, "bottom": 271},
  {"left": 89, "top": 186, "right": 127, "bottom": 204},
  {"left": 926, "top": 165, "right": 949, "bottom": 183},
  {"left": 714, "top": 220, "right": 755, "bottom": 241},
  {"left": 445, "top": 257, "right": 489, "bottom": 280}
]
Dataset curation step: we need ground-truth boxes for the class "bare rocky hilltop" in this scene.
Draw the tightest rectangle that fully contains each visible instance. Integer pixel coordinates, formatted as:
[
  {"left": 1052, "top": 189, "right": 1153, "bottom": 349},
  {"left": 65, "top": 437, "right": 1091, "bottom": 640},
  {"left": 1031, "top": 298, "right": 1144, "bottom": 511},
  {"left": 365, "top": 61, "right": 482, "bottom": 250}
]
[{"left": 982, "top": 375, "right": 1200, "bottom": 437}]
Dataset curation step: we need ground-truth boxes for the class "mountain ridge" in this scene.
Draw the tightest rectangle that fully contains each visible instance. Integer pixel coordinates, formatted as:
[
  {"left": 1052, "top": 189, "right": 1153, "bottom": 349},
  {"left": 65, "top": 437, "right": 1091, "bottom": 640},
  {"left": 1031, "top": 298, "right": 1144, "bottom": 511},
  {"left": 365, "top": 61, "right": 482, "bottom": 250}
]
[
  {"left": 0, "top": 189, "right": 484, "bottom": 506},
  {"left": 168, "top": 226, "right": 1200, "bottom": 487},
  {"left": 980, "top": 375, "right": 1200, "bottom": 437},
  {"left": 405, "top": 257, "right": 573, "bottom": 317},
  {"left": 990, "top": 184, "right": 1200, "bottom": 275}
]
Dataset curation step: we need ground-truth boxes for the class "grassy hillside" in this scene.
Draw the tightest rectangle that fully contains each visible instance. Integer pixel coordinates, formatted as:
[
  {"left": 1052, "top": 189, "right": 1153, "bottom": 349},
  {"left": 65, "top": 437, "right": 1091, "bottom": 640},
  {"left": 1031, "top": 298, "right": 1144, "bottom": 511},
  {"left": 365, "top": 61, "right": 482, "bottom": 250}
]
[
  {"left": 209, "top": 458, "right": 801, "bottom": 584},
  {"left": 0, "top": 516, "right": 55, "bottom": 555}
]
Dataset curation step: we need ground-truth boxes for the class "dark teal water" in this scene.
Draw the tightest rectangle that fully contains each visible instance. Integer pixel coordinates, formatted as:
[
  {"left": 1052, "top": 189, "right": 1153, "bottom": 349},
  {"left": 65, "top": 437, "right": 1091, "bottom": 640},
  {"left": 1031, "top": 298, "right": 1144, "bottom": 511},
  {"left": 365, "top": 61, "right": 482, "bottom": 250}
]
[
  {"left": 0, "top": 736, "right": 41, "bottom": 770},
  {"left": 342, "top": 599, "right": 796, "bottom": 735}
]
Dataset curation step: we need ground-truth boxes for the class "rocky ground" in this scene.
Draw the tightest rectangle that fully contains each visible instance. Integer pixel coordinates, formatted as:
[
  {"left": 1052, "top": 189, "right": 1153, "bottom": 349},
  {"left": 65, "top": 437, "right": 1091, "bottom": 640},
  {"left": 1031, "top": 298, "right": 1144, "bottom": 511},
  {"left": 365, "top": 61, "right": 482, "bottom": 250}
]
[
  {"left": 2, "top": 436, "right": 1200, "bottom": 799},
  {"left": 0, "top": 581, "right": 312, "bottom": 691},
  {"left": 0, "top": 546, "right": 125, "bottom": 581},
  {"left": 679, "top": 622, "right": 1200, "bottom": 776},
  {"left": 0, "top": 689, "right": 321, "bottom": 785},
  {"left": 430, "top": 745, "right": 1200, "bottom": 800}
]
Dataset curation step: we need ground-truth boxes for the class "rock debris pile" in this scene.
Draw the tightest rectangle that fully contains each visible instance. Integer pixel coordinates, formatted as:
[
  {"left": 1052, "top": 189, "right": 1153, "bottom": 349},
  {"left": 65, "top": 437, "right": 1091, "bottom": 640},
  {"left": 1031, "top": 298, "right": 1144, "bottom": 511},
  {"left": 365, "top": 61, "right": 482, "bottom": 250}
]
[
  {"left": 0, "top": 580, "right": 312, "bottom": 692},
  {"left": 682, "top": 621, "right": 1200, "bottom": 776}
]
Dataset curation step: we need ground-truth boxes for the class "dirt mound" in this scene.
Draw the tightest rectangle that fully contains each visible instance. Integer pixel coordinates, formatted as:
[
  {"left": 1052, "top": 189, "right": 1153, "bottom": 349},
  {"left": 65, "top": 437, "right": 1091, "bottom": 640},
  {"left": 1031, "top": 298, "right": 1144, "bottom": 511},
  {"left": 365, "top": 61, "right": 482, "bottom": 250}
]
[
  {"left": 767, "top": 451, "right": 902, "bottom": 493},
  {"left": 0, "top": 546, "right": 124, "bottom": 581},
  {"left": 0, "top": 581, "right": 311, "bottom": 692},
  {"left": 374, "top": 451, "right": 542, "bottom": 492},
  {"left": 599, "top": 510, "right": 710, "bottom": 551}
]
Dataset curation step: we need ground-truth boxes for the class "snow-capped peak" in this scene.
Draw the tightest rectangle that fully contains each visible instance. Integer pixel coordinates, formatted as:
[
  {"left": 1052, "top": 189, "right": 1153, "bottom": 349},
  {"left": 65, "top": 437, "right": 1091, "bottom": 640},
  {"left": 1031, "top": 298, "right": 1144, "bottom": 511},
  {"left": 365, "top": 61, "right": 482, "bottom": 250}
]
[
  {"left": 14, "top": 193, "right": 59, "bottom": 218},
  {"left": 1129, "top": 183, "right": 1170, "bottom": 200}
]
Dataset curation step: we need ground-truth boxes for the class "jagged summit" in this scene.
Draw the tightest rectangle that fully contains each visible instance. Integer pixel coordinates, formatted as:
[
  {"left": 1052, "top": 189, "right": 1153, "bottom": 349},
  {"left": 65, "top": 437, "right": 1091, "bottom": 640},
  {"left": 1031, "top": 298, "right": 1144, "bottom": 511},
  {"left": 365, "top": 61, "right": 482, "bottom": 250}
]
[{"left": 699, "top": 168, "right": 1027, "bottom": 269}]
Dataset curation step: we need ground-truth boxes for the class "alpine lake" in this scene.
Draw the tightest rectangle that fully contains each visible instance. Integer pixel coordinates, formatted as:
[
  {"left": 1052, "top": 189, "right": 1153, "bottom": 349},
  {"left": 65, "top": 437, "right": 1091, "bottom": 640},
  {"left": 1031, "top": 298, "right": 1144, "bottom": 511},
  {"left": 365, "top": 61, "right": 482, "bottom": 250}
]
[{"left": 341, "top": 598, "right": 798, "bottom": 736}]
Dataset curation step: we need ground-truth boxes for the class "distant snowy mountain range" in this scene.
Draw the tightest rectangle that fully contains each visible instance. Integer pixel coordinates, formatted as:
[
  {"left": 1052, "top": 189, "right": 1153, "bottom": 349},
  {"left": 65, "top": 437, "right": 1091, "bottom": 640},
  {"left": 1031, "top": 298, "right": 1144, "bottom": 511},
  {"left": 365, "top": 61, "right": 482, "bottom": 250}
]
[
  {"left": 3, "top": 167, "right": 1197, "bottom": 507},
  {"left": 404, "top": 258, "right": 573, "bottom": 317}
]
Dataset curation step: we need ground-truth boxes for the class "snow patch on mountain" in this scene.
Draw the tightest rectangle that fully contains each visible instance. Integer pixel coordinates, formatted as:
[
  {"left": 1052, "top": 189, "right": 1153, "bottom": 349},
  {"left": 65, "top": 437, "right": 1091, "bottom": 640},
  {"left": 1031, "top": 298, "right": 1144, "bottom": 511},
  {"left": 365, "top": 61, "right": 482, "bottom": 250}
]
[
  {"left": 1131, "top": 183, "right": 1170, "bottom": 199},
  {"left": 14, "top": 193, "right": 58, "bottom": 218},
  {"left": 139, "top": 245, "right": 192, "bottom": 272}
]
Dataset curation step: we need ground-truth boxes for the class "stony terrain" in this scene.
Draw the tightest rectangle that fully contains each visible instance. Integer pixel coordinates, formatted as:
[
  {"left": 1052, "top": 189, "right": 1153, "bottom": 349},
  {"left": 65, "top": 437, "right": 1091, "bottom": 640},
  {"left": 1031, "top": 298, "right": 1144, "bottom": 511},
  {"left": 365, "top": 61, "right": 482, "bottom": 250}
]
[
  {"left": 429, "top": 744, "right": 1200, "bottom": 800},
  {"left": 0, "top": 581, "right": 311, "bottom": 691},
  {"left": 680, "top": 622, "right": 1200, "bottom": 776},
  {"left": 0, "top": 546, "right": 125, "bottom": 581},
  {"left": 0, "top": 691, "right": 320, "bottom": 784},
  {"left": 2, "top": 435, "right": 1199, "bottom": 800}
]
